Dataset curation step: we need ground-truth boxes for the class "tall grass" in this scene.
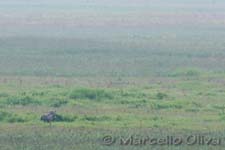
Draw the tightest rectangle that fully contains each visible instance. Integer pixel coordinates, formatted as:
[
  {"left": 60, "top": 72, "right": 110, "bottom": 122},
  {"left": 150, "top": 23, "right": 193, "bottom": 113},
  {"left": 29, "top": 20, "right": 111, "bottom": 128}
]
[{"left": 69, "top": 88, "right": 114, "bottom": 101}]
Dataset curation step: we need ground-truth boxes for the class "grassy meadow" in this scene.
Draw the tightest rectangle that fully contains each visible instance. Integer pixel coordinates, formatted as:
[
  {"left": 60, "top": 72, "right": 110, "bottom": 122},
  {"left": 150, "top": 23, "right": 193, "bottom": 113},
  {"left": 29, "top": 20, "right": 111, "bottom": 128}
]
[
  {"left": 1, "top": 73, "right": 225, "bottom": 149},
  {"left": 1, "top": 0, "right": 225, "bottom": 149}
]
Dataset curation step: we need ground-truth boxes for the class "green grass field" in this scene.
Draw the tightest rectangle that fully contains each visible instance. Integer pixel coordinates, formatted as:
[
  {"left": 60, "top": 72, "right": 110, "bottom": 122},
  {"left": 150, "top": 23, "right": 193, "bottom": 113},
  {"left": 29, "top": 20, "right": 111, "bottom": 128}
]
[
  {"left": 1, "top": 0, "right": 225, "bottom": 149},
  {"left": 1, "top": 73, "right": 225, "bottom": 149}
]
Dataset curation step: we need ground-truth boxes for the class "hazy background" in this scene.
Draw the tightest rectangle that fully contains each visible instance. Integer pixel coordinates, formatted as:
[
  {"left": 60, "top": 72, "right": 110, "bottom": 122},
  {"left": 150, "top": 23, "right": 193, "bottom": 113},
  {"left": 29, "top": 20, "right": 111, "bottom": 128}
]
[{"left": 0, "top": 0, "right": 225, "bottom": 77}]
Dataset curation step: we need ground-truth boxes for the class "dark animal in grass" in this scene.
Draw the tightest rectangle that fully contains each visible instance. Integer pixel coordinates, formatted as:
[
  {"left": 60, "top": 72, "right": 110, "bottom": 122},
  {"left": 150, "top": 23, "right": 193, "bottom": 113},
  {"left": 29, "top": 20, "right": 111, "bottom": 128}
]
[{"left": 40, "top": 111, "right": 58, "bottom": 125}]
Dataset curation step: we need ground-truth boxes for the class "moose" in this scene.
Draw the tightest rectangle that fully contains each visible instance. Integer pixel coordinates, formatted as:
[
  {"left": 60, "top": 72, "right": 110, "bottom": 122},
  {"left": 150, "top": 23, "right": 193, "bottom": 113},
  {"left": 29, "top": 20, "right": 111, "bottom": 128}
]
[{"left": 40, "top": 111, "right": 57, "bottom": 125}]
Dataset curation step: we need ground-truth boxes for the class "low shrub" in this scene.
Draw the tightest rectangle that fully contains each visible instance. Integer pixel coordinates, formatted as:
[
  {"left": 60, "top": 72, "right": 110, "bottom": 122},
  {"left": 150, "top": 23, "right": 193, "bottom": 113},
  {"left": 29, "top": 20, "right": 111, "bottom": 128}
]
[
  {"left": 82, "top": 115, "right": 111, "bottom": 122},
  {"left": 151, "top": 101, "right": 185, "bottom": 109},
  {"left": 0, "top": 93, "right": 9, "bottom": 98},
  {"left": 0, "top": 111, "right": 30, "bottom": 123},
  {"left": 54, "top": 114, "right": 78, "bottom": 122},
  {"left": 5, "top": 96, "right": 41, "bottom": 106},
  {"left": 156, "top": 92, "right": 168, "bottom": 100},
  {"left": 69, "top": 88, "right": 113, "bottom": 100},
  {"left": 169, "top": 68, "right": 201, "bottom": 77},
  {"left": 50, "top": 99, "right": 68, "bottom": 107}
]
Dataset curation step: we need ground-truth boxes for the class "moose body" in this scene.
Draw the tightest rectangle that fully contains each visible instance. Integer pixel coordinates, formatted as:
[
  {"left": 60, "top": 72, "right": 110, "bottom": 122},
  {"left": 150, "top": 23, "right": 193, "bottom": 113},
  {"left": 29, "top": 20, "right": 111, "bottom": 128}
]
[{"left": 40, "top": 111, "right": 57, "bottom": 124}]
